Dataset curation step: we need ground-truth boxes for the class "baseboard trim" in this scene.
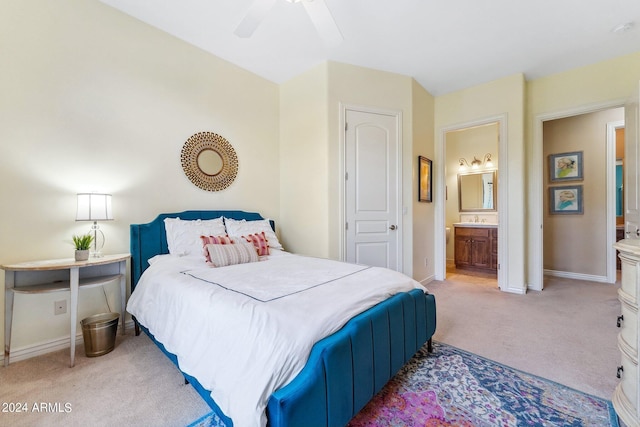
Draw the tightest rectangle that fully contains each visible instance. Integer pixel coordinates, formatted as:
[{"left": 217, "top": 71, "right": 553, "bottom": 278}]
[
  {"left": 1, "top": 320, "right": 135, "bottom": 365},
  {"left": 544, "top": 269, "right": 609, "bottom": 283},
  {"left": 419, "top": 274, "right": 436, "bottom": 286}
]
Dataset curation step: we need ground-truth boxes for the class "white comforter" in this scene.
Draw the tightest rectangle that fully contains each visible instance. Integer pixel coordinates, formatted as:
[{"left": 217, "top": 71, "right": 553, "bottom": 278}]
[{"left": 126, "top": 251, "right": 426, "bottom": 427}]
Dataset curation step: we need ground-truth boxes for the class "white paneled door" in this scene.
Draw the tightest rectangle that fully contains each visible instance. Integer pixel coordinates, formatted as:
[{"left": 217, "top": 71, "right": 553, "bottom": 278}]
[{"left": 345, "top": 109, "right": 401, "bottom": 270}]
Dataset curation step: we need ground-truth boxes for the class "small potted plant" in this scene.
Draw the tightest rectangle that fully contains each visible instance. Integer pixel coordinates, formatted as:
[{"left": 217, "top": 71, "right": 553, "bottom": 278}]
[{"left": 73, "top": 233, "right": 94, "bottom": 261}]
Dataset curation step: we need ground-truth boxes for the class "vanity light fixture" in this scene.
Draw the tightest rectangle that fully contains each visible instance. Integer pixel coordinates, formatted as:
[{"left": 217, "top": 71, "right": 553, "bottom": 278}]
[
  {"left": 458, "top": 158, "right": 472, "bottom": 171},
  {"left": 458, "top": 153, "right": 493, "bottom": 171},
  {"left": 76, "top": 193, "right": 113, "bottom": 258},
  {"left": 483, "top": 153, "right": 494, "bottom": 168}
]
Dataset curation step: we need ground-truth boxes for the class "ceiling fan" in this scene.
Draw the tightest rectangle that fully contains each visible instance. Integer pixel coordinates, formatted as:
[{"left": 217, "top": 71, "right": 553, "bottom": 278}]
[{"left": 234, "top": 0, "right": 343, "bottom": 46}]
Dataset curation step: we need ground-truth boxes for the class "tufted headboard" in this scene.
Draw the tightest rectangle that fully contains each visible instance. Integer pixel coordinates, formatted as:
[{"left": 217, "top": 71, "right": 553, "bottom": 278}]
[{"left": 129, "top": 210, "right": 274, "bottom": 290}]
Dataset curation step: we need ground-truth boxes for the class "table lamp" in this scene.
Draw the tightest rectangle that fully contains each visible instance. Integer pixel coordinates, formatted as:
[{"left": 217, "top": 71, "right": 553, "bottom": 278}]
[{"left": 76, "top": 193, "right": 113, "bottom": 258}]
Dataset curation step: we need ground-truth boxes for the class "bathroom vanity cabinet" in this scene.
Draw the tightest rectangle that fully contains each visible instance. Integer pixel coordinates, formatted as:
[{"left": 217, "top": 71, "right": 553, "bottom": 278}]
[{"left": 454, "top": 225, "right": 498, "bottom": 273}]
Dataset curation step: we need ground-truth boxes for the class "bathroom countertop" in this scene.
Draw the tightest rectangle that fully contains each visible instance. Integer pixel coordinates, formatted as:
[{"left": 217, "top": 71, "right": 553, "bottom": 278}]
[{"left": 452, "top": 222, "right": 498, "bottom": 228}]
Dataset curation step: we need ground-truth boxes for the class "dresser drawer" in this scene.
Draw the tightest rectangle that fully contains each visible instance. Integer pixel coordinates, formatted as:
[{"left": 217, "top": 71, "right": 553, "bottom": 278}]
[
  {"left": 619, "top": 299, "right": 639, "bottom": 353},
  {"left": 620, "top": 254, "right": 639, "bottom": 300},
  {"left": 618, "top": 350, "right": 638, "bottom": 415}
]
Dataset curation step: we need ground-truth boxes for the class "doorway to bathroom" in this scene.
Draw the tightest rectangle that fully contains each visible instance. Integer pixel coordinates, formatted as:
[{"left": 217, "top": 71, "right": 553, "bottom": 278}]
[{"left": 444, "top": 122, "right": 500, "bottom": 284}]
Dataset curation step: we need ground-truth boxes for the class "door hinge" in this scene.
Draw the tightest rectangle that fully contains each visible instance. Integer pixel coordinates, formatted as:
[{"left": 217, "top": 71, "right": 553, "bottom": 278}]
[
  {"left": 345, "top": 122, "right": 348, "bottom": 131},
  {"left": 345, "top": 222, "right": 349, "bottom": 230},
  {"left": 345, "top": 172, "right": 348, "bottom": 180}
]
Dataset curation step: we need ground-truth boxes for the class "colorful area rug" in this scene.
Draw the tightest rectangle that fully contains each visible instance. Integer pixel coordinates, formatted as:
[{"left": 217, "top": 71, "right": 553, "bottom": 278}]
[{"left": 188, "top": 342, "right": 619, "bottom": 427}]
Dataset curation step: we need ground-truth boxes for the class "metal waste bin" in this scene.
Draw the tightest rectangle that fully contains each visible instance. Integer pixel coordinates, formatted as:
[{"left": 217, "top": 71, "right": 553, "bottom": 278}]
[{"left": 81, "top": 313, "right": 119, "bottom": 357}]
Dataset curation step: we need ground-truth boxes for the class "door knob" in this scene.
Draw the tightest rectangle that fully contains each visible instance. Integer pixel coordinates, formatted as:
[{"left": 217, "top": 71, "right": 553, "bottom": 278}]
[{"left": 389, "top": 225, "right": 397, "bottom": 230}]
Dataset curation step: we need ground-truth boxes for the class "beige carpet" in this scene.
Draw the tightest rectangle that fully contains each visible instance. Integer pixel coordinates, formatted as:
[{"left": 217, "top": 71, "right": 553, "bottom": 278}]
[
  {"left": 0, "top": 272, "right": 622, "bottom": 426},
  {"left": 0, "top": 331, "right": 210, "bottom": 427},
  {"left": 433, "top": 268, "right": 621, "bottom": 400}
]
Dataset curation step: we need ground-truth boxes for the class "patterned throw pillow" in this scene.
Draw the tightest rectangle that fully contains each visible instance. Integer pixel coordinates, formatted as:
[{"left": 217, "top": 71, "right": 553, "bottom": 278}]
[
  {"left": 201, "top": 234, "right": 234, "bottom": 245},
  {"left": 242, "top": 231, "right": 270, "bottom": 256},
  {"left": 204, "top": 242, "right": 259, "bottom": 267},
  {"left": 200, "top": 235, "right": 234, "bottom": 264}
]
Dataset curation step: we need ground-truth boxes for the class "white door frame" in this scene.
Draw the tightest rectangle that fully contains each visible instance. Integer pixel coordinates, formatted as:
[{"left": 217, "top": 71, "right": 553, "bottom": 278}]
[
  {"left": 607, "top": 120, "right": 625, "bottom": 282},
  {"left": 435, "top": 114, "right": 507, "bottom": 291},
  {"left": 529, "top": 100, "right": 625, "bottom": 290},
  {"left": 338, "top": 103, "right": 404, "bottom": 269}
]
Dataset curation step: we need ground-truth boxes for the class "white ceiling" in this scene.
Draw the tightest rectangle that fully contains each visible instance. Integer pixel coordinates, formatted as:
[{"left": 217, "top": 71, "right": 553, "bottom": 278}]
[{"left": 100, "top": 0, "right": 640, "bottom": 95}]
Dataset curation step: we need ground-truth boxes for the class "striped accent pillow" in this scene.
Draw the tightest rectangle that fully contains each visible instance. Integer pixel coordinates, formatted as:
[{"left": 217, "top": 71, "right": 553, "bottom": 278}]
[
  {"left": 243, "top": 232, "right": 270, "bottom": 256},
  {"left": 201, "top": 235, "right": 234, "bottom": 264},
  {"left": 204, "top": 242, "right": 259, "bottom": 267}
]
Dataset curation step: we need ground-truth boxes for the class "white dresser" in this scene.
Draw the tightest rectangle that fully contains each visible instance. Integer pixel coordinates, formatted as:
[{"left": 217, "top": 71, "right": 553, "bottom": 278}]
[{"left": 613, "top": 239, "right": 640, "bottom": 427}]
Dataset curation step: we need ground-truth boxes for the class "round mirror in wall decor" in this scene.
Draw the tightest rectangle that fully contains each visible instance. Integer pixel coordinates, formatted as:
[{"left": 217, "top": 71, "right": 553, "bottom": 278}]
[{"left": 181, "top": 132, "right": 238, "bottom": 191}]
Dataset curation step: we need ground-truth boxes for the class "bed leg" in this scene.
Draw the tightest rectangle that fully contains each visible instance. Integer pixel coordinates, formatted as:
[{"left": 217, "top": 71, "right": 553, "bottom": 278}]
[
  {"left": 133, "top": 317, "right": 140, "bottom": 336},
  {"left": 184, "top": 378, "right": 189, "bottom": 385},
  {"left": 427, "top": 338, "right": 433, "bottom": 353}
]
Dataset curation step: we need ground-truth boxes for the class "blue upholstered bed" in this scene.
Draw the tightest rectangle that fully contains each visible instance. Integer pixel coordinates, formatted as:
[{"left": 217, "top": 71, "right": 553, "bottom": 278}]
[{"left": 130, "top": 210, "right": 436, "bottom": 427}]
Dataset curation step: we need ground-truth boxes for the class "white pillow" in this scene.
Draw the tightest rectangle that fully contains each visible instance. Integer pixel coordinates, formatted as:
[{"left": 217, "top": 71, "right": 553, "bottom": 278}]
[
  {"left": 164, "top": 217, "right": 226, "bottom": 257},
  {"left": 205, "top": 242, "right": 259, "bottom": 267},
  {"left": 224, "top": 218, "right": 283, "bottom": 250}
]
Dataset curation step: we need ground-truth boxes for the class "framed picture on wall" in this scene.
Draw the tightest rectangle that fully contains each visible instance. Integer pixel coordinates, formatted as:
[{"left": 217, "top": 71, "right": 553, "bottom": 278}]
[
  {"left": 549, "top": 185, "right": 583, "bottom": 214},
  {"left": 549, "top": 151, "right": 583, "bottom": 182},
  {"left": 418, "top": 156, "right": 432, "bottom": 202}
]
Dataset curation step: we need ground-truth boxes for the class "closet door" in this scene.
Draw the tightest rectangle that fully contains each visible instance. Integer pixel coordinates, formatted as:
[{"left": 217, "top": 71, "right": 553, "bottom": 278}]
[{"left": 344, "top": 109, "right": 401, "bottom": 271}]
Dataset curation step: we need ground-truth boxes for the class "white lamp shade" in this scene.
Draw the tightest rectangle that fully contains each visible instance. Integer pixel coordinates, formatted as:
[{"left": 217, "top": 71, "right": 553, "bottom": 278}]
[{"left": 76, "top": 193, "right": 113, "bottom": 221}]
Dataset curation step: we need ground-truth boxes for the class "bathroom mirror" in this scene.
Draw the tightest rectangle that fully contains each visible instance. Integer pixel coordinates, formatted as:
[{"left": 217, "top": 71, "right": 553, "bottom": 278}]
[
  {"left": 181, "top": 132, "right": 238, "bottom": 192},
  {"left": 458, "top": 171, "right": 497, "bottom": 212}
]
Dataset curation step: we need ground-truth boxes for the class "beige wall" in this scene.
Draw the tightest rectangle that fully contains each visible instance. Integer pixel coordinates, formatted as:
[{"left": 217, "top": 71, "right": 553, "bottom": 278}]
[
  {"left": 1, "top": 0, "right": 280, "bottom": 350},
  {"left": 542, "top": 108, "right": 624, "bottom": 276},
  {"left": 279, "top": 64, "right": 330, "bottom": 257},
  {"left": 411, "top": 80, "right": 436, "bottom": 283},
  {"left": 527, "top": 53, "right": 640, "bottom": 116}
]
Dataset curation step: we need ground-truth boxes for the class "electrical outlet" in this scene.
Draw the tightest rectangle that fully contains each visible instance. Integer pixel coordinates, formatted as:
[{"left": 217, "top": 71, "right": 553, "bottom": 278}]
[{"left": 54, "top": 300, "right": 67, "bottom": 315}]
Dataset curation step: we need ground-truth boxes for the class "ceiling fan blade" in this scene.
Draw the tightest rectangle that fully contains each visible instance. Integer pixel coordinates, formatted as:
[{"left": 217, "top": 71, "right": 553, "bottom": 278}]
[
  {"left": 302, "top": 0, "right": 343, "bottom": 46},
  {"left": 234, "top": 0, "right": 278, "bottom": 38}
]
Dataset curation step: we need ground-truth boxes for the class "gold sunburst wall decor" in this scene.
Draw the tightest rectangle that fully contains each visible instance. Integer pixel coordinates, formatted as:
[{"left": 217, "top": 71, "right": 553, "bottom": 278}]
[{"left": 180, "top": 132, "right": 238, "bottom": 192}]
